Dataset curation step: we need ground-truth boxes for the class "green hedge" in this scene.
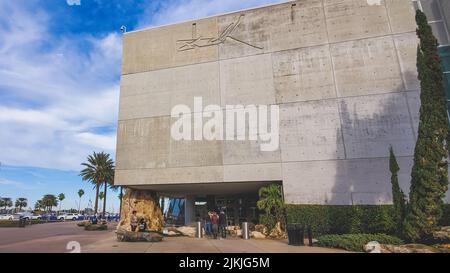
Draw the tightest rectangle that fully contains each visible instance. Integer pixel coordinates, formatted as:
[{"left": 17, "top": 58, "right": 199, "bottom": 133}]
[
  {"left": 0, "top": 220, "right": 24, "bottom": 227},
  {"left": 316, "top": 233, "right": 404, "bottom": 252},
  {"left": 286, "top": 205, "right": 396, "bottom": 236},
  {"left": 287, "top": 204, "right": 450, "bottom": 237},
  {"left": 0, "top": 219, "right": 57, "bottom": 228}
]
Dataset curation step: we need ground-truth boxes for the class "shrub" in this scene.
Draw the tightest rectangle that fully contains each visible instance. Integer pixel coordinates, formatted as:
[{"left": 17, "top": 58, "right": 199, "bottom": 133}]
[
  {"left": 439, "top": 204, "right": 450, "bottom": 226},
  {"left": 0, "top": 220, "right": 23, "bottom": 228},
  {"left": 316, "top": 233, "right": 404, "bottom": 252},
  {"left": 84, "top": 223, "right": 108, "bottom": 231},
  {"left": 286, "top": 205, "right": 396, "bottom": 236},
  {"left": 257, "top": 184, "right": 285, "bottom": 235}
]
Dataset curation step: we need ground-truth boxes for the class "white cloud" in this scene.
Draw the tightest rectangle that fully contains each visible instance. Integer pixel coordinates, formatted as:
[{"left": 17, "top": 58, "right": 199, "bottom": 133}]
[
  {"left": 0, "top": 0, "right": 287, "bottom": 171},
  {"left": 76, "top": 132, "right": 117, "bottom": 151},
  {"left": 66, "top": 0, "right": 81, "bottom": 6},
  {"left": 0, "top": 2, "right": 121, "bottom": 170},
  {"left": 0, "top": 178, "right": 36, "bottom": 190}
]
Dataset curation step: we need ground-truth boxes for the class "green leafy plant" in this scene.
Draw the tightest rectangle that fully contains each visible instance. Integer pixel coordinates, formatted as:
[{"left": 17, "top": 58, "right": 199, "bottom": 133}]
[
  {"left": 58, "top": 193, "right": 65, "bottom": 212},
  {"left": 0, "top": 197, "right": 13, "bottom": 212},
  {"left": 41, "top": 194, "right": 58, "bottom": 212},
  {"left": 15, "top": 198, "right": 28, "bottom": 212},
  {"left": 78, "top": 189, "right": 85, "bottom": 213},
  {"left": 389, "top": 147, "right": 407, "bottom": 236},
  {"left": 79, "top": 152, "right": 114, "bottom": 214},
  {"left": 316, "top": 233, "right": 404, "bottom": 252},
  {"left": 257, "top": 184, "right": 285, "bottom": 234},
  {"left": 404, "top": 10, "right": 449, "bottom": 242},
  {"left": 286, "top": 205, "right": 396, "bottom": 236}
]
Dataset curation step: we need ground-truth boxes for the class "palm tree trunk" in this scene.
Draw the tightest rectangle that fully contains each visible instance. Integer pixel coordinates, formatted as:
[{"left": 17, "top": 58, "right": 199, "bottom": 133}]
[
  {"left": 103, "top": 182, "right": 107, "bottom": 217},
  {"left": 119, "top": 187, "right": 123, "bottom": 219},
  {"left": 79, "top": 197, "right": 81, "bottom": 214},
  {"left": 94, "top": 181, "right": 100, "bottom": 214}
]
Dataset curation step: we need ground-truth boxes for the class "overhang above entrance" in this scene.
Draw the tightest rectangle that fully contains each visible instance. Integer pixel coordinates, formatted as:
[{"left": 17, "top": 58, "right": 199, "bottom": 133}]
[{"left": 127, "top": 181, "right": 280, "bottom": 196}]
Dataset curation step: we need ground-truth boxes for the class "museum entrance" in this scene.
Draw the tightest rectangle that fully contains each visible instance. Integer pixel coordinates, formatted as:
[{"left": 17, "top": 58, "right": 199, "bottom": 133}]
[
  {"left": 153, "top": 181, "right": 282, "bottom": 226},
  {"left": 194, "top": 193, "right": 259, "bottom": 226}
]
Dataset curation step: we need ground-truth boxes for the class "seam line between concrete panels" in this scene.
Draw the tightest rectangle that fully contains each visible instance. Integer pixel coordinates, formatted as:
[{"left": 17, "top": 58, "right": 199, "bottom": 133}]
[
  {"left": 121, "top": 31, "right": 418, "bottom": 77},
  {"left": 117, "top": 90, "right": 421, "bottom": 122},
  {"left": 115, "top": 155, "right": 415, "bottom": 172},
  {"left": 384, "top": 1, "right": 408, "bottom": 93}
]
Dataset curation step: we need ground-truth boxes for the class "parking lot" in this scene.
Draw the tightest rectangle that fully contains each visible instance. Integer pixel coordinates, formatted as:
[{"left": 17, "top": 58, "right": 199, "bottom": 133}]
[{"left": 0, "top": 221, "right": 117, "bottom": 253}]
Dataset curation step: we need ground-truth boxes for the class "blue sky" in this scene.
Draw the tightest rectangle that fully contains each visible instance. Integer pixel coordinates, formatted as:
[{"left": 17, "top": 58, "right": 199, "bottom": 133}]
[{"left": 0, "top": 0, "right": 284, "bottom": 211}]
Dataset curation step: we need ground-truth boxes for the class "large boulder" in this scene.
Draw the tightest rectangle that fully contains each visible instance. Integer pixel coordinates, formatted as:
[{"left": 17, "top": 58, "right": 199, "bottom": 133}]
[
  {"left": 77, "top": 221, "right": 90, "bottom": 227},
  {"left": 364, "top": 242, "right": 441, "bottom": 253},
  {"left": 116, "top": 229, "right": 163, "bottom": 242},
  {"left": 433, "top": 226, "right": 450, "bottom": 242},
  {"left": 268, "top": 222, "right": 287, "bottom": 239},
  {"left": 118, "top": 189, "right": 164, "bottom": 232},
  {"left": 163, "top": 227, "right": 184, "bottom": 237},
  {"left": 364, "top": 241, "right": 382, "bottom": 253},
  {"left": 251, "top": 231, "right": 266, "bottom": 239},
  {"left": 84, "top": 224, "right": 108, "bottom": 231},
  {"left": 176, "top": 226, "right": 197, "bottom": 237}
]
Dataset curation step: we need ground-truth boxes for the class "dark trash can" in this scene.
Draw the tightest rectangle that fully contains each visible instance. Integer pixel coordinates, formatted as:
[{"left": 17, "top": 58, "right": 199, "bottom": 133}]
[{"left": 287, "top": 224, "right": 304, "bottom": 246}]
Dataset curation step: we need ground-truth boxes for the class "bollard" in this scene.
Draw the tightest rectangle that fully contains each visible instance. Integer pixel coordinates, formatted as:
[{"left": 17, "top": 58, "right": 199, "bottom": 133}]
[
  {"left": 242, "top": 222, "right": 250, "bottom": 240},
  {"left": 195, "top": 221, "right": 203, "bottom": 238}
]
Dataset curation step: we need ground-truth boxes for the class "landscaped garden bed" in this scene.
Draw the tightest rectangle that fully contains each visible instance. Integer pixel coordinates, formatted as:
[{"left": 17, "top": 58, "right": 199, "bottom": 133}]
[{"left": 316, "top": 233, "right": 404, "bottom": 252}]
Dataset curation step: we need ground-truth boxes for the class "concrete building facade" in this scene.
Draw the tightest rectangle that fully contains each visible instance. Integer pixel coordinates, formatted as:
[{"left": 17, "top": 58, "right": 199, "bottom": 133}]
[{"left": 115, "top": 0, "right": 449, "bottom": 224}]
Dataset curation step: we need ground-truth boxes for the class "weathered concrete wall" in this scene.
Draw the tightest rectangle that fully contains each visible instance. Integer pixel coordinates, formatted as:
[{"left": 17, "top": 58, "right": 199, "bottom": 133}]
[
  {"left": 440, "top": 0, "right": 450, "bottom": 34},
  {"left": 115, "top": 0, "right": 449, "bottom": 204}
]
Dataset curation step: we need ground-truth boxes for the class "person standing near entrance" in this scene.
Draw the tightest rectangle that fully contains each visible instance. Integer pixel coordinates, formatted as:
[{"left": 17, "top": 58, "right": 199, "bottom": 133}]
[
  {"left": 204, "top": 211, "right": 212, "bottom": 236},
  {"left": 211, "top": 211, "right": 219, "bottom": 239},
  {"left": 130, "top": 210, "right": 138, "bottom": 232},
  {"left": 219, "top": 210, "right": 227, "bottom": 239}
]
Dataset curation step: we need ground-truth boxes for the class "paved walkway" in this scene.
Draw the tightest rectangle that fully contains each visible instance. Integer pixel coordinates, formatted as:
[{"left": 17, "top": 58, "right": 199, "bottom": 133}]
[
  {"left": 83, "top": 234, "right": 348, "bottom": 253},
  {"left": 0, "top": 221, "right": 117, "bottom": 253},
  {"left": 0, "top": 222, "right": 348, "bottom": 253}
]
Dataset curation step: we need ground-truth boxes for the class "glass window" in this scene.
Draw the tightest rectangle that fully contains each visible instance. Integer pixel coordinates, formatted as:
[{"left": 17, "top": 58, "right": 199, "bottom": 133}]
[
  {"left": 439, "top": 46, "right": 450, "bottom": 71},
  {"left": 430, "top": 21, "right": 450, "bottom": 45},
  {"left": 444, "top": 73, "right": 450, "bottom": 97},
  {"left": 421, "top": 0, "right": 443, "bottom": 21}
]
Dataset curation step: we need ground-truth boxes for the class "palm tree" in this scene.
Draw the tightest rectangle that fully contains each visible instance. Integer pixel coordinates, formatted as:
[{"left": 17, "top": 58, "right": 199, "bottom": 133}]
[
  {"left": 77, "top": 189, "right": 85, "bottom": 213},
  {"left": 98, "top": 192, "right": 105, "bottom": 213},
  {"left": 58, "top": 193, "right": 65, "bottom": 213},
  {"left": 257, "top": 184, "right": 285, "bottom": 232},
  {"left": 101, "top": 165, "right": 115, "bottom": 217},
  {"left": 0, "top": 197, "right": 13, "bottom": 212},
  {"left": 118, "top": 187, "right": 123, "bottom": 218},
  {"left": 15, "top": 198, "right": 28, "bottom": 212},
  {"left": 79, "top": 152, "right": 114, "bottom": 214},
  {"left": 42, "top": 194, "right": 58, "bottom": 212},
  {"left": 34, "top": 200, "right": 44, "bottom": 211}
]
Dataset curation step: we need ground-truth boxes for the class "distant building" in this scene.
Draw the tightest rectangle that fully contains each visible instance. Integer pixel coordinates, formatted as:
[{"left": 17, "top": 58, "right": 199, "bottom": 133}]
[{"left": 115, "top": 0, "right": 450, "bottom": 225}]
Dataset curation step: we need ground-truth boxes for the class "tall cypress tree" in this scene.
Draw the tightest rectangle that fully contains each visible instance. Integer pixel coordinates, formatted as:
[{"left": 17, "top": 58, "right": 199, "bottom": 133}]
[
  {"left": 404, "top": 10, "right": 449, "bottom": 242},
  {"left": 389, "top": 146, "right": 406, "bottom": 235}
]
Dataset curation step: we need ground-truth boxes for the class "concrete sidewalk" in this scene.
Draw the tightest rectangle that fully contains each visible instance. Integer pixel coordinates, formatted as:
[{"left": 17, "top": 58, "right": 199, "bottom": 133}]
[{"left": 83, "top": 233, "right": 348, "bottom": 253}]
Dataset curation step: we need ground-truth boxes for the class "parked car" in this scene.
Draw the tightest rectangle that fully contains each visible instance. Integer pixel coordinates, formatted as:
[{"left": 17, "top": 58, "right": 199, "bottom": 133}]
[
  {"left": 58, "top": 213, "right": 80, "bottom": 221},
  {"left": 16, "top": 212, "right": 42, "bottom": 220},
  {"left": 0, "top": 214, "right": 14, "bottom": 220},
  {"left": 40, "top": 214, "right": 58, "bottom": 221}
]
